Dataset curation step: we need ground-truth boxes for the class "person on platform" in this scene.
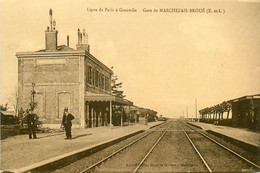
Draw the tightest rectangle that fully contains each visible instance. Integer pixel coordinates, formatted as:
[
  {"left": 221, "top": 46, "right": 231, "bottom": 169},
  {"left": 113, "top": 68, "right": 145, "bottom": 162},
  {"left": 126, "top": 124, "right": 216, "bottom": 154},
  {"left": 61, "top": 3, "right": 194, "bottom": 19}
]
[
  {"left": 61, "top": 107, "right": 74, "bottom": 139},
  {"left": 27, "top": 109, "right": 37, "bottom": 139},
  {"left": 145, "top": 114, "right": 148, "bottom": 125}
]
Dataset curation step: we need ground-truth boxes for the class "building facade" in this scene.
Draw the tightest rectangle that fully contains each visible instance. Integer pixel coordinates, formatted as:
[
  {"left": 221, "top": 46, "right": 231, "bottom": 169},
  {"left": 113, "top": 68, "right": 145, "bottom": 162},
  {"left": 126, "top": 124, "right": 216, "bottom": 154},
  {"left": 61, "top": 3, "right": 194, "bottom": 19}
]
[
  {"left": 228, "top": 94, "right": 260, "bottom": 130},
  {"left": 17, "top": 9, "right": 132, "bottom": 128},
  {"left": 199, "top": 94, "right": 260, "bottom": 130}
]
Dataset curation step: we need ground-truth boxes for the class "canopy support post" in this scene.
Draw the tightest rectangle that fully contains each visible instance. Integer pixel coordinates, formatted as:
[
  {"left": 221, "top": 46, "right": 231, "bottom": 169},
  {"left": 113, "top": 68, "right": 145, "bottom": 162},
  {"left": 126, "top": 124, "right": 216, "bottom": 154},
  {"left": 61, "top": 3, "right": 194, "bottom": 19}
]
[{"left": 110, "top": 101, "right": 112, "bottom": 129}]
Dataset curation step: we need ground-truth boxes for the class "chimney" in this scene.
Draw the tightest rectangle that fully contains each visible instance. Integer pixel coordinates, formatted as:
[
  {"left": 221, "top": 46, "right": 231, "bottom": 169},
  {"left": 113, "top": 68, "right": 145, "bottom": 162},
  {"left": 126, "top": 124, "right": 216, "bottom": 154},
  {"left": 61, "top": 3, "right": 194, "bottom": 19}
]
[
  {"left": 77, "top": 28, "right": 81, "bottom": 45},
  {"left": 76, "top": 28, "right": 90, "bottom": 52},
  {"left": 82, "top": 28, "right": 86, "bottom": 44},
  {"left": 45, "top": 9, "right": 58, "bottom": 51},
  {"left": 67, "top": 35, "right": 69, "bottom": 47}
]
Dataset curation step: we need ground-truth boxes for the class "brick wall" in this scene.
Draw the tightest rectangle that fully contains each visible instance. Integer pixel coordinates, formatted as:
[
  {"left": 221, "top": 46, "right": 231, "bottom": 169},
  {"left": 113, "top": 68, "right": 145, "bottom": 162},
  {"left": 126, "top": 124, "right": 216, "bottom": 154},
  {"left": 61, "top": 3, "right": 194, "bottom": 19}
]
[
  {"left": 85, "top": 56, "right": 112, "bottom": 94},
  {"left": 18, "top": 56, "right": 81, "bottom": 125},
  {"left": 17, "top": 51, "right": 113, "bottom": 128}
]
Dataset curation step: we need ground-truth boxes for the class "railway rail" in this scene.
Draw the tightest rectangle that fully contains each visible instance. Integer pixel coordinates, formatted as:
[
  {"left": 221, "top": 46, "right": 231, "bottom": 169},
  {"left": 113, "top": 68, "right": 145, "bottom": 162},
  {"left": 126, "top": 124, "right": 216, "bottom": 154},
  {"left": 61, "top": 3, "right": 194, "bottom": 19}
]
[
  {"left": 53, "top": 120, "right": 259, "bottom": 173},
  {"left": 178, "top": 121, "right": 260, "bottom": 172},
  {"left": 79, "top": 121, "right": 172, "bottom": 173},
  {"left": 132, "top": 123, "right": 172, "bottom": 173}
]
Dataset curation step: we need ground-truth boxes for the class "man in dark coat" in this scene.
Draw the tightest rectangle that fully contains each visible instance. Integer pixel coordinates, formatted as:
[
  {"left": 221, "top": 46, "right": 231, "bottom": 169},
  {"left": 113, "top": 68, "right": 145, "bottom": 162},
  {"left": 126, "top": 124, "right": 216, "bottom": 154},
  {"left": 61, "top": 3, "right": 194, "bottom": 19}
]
[
  {"left": 27, "top": 109, "right": 37, "bottom": 139},
  {"left": 61, "top": 107, "right": 74, "bottom": 139}
]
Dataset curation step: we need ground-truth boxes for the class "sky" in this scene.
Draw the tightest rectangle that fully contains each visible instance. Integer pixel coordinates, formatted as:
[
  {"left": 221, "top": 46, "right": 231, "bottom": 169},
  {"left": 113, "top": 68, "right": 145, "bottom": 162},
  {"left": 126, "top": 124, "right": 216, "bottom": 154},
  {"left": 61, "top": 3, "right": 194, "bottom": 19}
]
[{"left": 1, "top": 0, "right": 260, "bottom": 118}]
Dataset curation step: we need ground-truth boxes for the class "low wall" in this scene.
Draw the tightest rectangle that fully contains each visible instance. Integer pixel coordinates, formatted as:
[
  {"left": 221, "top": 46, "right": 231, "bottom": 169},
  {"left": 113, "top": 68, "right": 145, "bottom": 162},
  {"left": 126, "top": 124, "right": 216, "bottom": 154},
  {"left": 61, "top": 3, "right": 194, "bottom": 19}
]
[
  {"left": 199, "top": 119, "right": 233, "bottom": 126},
  {"left": 1, "top": 124, "right": 21, "bottom": 140},
  {"left": 188, "top": 122, "right": 259, "bottom": 154},
  {"left": 207, "top": 130, "right": 260, "bottom": 154}
]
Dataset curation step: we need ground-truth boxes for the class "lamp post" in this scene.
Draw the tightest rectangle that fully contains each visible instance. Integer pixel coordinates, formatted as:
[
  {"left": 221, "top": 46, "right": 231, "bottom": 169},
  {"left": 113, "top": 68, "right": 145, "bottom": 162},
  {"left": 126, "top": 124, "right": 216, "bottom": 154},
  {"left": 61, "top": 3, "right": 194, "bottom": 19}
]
[
  {"left": 31, "top": 83, "right": 36, "bottom": 111},
  {"left": 105, "top": 107, "right": 109, "bottom": 127},
  {"left": 136, "top": 111, "right": 140, "bottom": 124},
  {"left": 121, "top": 107, "right": 123, "bottom": 128},
  {"left": 195, "top": 98, "right": 198, "bottom": 122}
]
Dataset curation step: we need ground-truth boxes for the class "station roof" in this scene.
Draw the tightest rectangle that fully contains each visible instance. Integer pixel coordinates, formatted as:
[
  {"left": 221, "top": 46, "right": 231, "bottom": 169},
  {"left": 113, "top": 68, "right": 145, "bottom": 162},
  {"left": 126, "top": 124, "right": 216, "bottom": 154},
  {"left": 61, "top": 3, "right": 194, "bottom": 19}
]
[
  {"left": 85, "top": 93, "right": 133, "bottom": 106},
  {"left": 228, "top": 94, "right": 260, "bottom": 103},
  {"left": 37, "top": 45, "right": 75, "bottom": 52},
  {"left": 16, "top": 47, "right": 113, "bottom": 74}
]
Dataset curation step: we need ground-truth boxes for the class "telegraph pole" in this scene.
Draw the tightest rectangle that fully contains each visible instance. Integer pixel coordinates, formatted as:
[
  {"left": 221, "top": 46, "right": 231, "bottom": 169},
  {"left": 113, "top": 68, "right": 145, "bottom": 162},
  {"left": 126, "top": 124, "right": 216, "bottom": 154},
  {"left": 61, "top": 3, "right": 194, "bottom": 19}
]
[
  {"left": 186, "top": 106, "right": 188, "bottom": 119},
  {"left": 195, "top": 98, "right": 197, "bottom": 120}
]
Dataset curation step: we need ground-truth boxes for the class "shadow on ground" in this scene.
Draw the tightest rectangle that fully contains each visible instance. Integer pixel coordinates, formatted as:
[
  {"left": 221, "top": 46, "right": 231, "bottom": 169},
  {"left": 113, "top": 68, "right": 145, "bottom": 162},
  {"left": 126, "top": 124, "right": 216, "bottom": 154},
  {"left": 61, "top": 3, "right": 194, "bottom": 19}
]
[
  {"left": 37, "top": 133, "right": 64, "bottom": 139},
  {"left": 72, "top": 133, "right": 92, "bottom": 139}
]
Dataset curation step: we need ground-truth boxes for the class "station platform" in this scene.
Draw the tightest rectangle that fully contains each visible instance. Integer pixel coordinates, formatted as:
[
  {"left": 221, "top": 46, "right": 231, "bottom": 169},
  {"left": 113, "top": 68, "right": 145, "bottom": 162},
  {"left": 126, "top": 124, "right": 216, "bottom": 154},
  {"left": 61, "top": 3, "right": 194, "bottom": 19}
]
[
  {"left": 188, "top": 121, "right": 260, "bottom": 148},
  {"left": 1, "top": 121, "right": 164, "bottom": 172}
]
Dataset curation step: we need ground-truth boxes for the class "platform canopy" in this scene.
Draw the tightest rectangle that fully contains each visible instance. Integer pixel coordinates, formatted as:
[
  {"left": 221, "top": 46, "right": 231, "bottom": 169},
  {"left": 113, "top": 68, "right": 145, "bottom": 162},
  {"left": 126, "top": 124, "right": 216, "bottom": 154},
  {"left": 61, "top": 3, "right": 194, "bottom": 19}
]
[
  {"left": 228, "top": 94, "right": 260, "bottom": 103},
  {"left": 85, "top": 93, "right": 133, "bottom": 106}
]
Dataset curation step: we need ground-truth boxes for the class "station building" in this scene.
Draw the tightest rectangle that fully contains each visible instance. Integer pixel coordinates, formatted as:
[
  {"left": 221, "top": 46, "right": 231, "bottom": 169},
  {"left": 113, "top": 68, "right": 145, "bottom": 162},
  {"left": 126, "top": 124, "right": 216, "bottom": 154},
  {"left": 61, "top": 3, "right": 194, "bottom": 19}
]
[
  {"left": 17, "top": 9, "right": 133, "bottom": 128},
  {"left": 199, "top": 94, "right": 260, "bottom": 130},
  {"left": 228, "top": 94, "right": 260, "bottom": 129}
]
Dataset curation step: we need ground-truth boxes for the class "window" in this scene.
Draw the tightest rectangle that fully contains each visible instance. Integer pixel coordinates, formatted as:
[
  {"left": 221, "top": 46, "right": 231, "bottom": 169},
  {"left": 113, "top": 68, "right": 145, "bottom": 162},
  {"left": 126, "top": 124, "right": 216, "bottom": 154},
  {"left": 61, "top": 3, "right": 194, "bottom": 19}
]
[
  {"left": 105, "top": 76, "right": 109, "bottom": 91},
  {"left": 95, "top": 70, "right": 99, "bottom": 87},
  {"left": 100, "top": 74, "right": 104, "bottom": 90},
  {"left": 92, "top": 69, "right": 94, "bottom": 85},
  {"left": 88, "top": 66, "right": 93, "bottom": 85}
]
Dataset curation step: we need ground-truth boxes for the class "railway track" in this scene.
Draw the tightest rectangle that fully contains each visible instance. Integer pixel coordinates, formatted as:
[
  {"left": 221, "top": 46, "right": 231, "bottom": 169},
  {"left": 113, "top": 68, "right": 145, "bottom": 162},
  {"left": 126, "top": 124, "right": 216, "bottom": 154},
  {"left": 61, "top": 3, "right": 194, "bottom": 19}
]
[
  {"left": 179, "top": 121, "right": 260, "bottom": 172},
  {"left": 53, "top": 120, "right": 259, "bottom": 172},
  {"left": 79, "top": 121, "right": 172, "bottom": 173},
  {"left": 132, "top": 123, "right": 172, "bottom": 173}
]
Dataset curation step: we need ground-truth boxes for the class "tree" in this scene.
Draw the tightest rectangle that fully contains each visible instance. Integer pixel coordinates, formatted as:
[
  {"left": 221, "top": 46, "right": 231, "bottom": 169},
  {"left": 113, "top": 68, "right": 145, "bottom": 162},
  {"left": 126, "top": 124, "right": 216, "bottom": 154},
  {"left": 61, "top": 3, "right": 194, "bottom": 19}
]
[
  {"left": 210, "top": 106, "right": 215, "bottom": 119},
  {"left": 111, "top": 67, "right": 125, "bottom": 98},
  {"left": 226, "top": 102, "right": 232, "bottom": 119},
  {"left": 7, "top": 85, "right": 18, "bottom": 116},
  {"left": 200, "top": 100, "right": 232, "bottom": 122},
  {"left": 110, "top": 67, "right": 126, "bottom": 125},
  {"left": 199, "top": 110, "right": 202, "bottom": 119},
  {"left": 206, "top": 107, "right": 210, "bottom": 119},
  {"left": 0, "top": 103, "right": 8, "bottom": 111},
  {"left": 199, "top": 109, "right": 204, "bottom": 119},
  {"left": 220, "top": 102, "right": 226, "bottom": 119},
  {"left": 199, "top": 107, "right": 210, "bottom": 119},
  {"left": 216, "top": 104, "right": 222, "bottom": 119}
]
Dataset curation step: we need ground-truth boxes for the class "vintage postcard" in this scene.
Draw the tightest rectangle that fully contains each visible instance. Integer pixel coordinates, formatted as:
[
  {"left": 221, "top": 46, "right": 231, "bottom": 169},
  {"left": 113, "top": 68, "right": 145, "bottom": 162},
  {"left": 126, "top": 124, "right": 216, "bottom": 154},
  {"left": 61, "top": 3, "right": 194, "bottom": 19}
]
[{"left": 1, "top": 0, "right": 259, "bottom": 172}]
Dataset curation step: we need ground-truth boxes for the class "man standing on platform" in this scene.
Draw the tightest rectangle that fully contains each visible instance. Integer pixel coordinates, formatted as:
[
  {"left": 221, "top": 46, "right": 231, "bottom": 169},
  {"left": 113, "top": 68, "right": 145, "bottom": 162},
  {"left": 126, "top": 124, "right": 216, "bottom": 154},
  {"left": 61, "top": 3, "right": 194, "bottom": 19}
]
[
  {"left": 27, "top": 109, "right": 37, "bottom": 139},
  {"left": 61, "top": 107, "right": 74, "bottom": 139}
]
